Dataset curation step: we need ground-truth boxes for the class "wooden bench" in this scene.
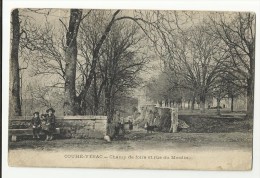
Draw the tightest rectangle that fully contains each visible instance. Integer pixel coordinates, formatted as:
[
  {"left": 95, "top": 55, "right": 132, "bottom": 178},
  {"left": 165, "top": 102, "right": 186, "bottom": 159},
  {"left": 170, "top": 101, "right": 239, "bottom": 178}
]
[{"left": 9, "top": 128, "right": 61, "bottom": 142}]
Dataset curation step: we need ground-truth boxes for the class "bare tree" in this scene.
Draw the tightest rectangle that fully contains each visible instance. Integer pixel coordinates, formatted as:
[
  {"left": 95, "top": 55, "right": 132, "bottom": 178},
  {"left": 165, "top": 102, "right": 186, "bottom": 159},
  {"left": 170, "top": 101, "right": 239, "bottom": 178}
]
[
  {"left": 74, "top": 10, "right": 148, "bottom": 115},
  {"left": 9, "top": 8, "right": 56, "bottom": 117},
  {"left": 155, "top": 22, "right": 228, "bottom": 112},
  {"left": 17, "top": 9, "right": 78, "bottom": 115},
  {"left": 211, "top": 78, "right": 229, "bottom": 115},
  {"left": 74, "top": 10, "right": 122, "bottom": 115},
  {"left": 17, "top": 9, "right": 146, "bottom": 116},
  {"left": 76, "top": 17, "right": 147, "bottom": 119},
  {"left": 62, "top": 9, "right": 83, "bottom": 115},
  {"left": 209, "top": 12, "right": 255, "bottom": 118},
  {"left": 10, "top": 9, "right": 22, "bottom": 116},
  {"left": 99, "top": 22, "right": 147, "bottom": 122}
]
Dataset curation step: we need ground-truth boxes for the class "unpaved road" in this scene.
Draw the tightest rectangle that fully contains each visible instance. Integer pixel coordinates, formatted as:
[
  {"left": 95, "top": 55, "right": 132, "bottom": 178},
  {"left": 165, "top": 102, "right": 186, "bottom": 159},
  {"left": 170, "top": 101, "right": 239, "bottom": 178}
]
[
  {"left": 9, "top": 130, "right": 252, "bottom": 152},
  {"left": 8, "top": 131, "right": 253, "bottom": 170}
]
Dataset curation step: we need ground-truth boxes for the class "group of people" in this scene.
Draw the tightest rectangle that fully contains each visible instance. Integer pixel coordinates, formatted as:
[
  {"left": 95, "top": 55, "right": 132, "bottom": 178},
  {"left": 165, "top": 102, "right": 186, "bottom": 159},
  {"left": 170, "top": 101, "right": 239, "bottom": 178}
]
[
  {"left": 31, "top": 107, "right": 56, "bottom": 141},
  {"left": 113, "top": 111, "right": 134, "bottom": 137}
]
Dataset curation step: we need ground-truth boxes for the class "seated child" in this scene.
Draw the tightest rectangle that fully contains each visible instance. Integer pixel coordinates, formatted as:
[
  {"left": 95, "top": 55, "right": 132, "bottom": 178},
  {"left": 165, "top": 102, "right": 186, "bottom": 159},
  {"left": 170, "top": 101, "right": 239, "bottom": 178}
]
[{"left": 31, "top": 112, "right": 41, "bottom": 139}]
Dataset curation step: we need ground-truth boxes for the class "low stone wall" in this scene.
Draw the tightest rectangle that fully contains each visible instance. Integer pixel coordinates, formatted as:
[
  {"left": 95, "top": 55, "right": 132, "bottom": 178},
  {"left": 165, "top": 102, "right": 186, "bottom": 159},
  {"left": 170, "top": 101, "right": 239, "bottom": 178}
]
[
  {"left": 62, "top": 116, "right": 107, "bottom": 139},
  {"left": 9, "top": 115, "right": 107, "bottom": 139}
]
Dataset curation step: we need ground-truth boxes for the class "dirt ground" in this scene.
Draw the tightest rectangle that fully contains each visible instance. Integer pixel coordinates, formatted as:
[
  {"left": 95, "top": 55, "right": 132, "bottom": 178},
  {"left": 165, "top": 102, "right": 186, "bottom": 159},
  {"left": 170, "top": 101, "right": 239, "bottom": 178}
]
[
  {"left": 9, "top": 114, "right": 253, "bottom": 152},
  {"left": 8, "top": 114, "right": 253, "bottom": 171},
  {"left": 9, "top": 130, "right": 252, "bottom": 152}
]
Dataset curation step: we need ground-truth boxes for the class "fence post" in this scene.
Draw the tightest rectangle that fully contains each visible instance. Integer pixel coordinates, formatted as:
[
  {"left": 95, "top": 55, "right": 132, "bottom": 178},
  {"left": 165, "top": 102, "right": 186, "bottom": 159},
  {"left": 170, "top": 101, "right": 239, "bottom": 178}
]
[{"left": 170, "top": 108, "right": 178, "bottom": 133}]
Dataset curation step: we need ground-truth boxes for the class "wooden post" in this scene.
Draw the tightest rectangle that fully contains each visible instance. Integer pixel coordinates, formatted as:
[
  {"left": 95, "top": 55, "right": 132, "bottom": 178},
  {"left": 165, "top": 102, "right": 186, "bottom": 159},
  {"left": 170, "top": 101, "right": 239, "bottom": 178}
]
[{"left": 169, "top": 108, "right": 178, "bottom": 133}]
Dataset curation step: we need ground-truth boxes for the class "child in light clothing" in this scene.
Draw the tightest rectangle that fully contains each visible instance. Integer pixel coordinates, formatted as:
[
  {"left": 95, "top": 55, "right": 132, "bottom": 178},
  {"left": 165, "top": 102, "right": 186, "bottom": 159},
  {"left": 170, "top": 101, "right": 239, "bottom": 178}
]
[{"left": 31, "top": 112, "right": 41, "bottom": 139}]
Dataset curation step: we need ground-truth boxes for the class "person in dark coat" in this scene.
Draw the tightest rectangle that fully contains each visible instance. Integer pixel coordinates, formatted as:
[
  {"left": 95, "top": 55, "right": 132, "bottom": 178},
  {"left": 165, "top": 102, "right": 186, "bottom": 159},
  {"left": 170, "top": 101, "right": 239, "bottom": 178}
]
[
  {"left": 46, "top": 108, "right": 56, "bottom": 141},
  {"left": 114, "top": 111, "right": 125, "bottom": 136},
  {"left": 31, "top": 112, "right": 41, "bottom": 139},
  {"left": 148, "top": 110, "right": 154, "bottom": 126}
]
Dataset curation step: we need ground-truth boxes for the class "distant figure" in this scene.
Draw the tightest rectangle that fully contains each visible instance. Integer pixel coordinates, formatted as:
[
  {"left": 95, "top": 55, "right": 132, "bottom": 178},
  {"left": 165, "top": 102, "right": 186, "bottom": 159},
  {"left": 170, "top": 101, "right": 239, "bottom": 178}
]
[
  {"left": 159, "top": 101, "right": 162, "bottom": 107},
  {"left": 114, "top": 111, "right": 125, "bottom": 136},
  {"left": 148, "top": 110, "right": 154, "bottom": 126},
  {"left": 31, "top": 112, "right": 41, "bottom": 139},
  {"left": 129, "top": 120, "right": 133, "bottom": 130},
  {"left": 153, "top": 109, "right": 160, "bottom": 127},
  {"left": 42, "top": 108, "right": 56, "bottom": 141},
  {"left": 128, "top": 116, "right": 133, "bottom": 130},
  {"left": 144, "top": 122, "right": 157, "bottom": 133}
]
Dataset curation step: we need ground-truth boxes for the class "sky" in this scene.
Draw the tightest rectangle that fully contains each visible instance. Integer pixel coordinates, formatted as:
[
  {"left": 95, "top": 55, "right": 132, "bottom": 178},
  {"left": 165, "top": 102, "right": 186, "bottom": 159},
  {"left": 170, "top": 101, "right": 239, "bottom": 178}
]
[
  {"left": 15, "top": 9, "right": 251, "bottom": 99},
  {"left": 18, "top": 9, "right": 163, "bottom": 97}
]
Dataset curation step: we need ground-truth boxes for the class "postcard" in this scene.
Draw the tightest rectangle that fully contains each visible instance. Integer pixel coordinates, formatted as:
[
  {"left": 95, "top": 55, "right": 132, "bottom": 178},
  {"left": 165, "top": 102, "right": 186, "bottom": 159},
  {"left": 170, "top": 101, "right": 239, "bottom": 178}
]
[{"left": 8, "top": 8, "right": 255, "bottom": 170}]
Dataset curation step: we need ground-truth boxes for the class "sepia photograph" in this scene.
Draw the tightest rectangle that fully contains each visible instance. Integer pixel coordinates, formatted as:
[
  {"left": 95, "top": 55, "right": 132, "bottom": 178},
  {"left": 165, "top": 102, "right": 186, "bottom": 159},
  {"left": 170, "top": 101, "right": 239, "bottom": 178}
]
[{"left": 7, "top": 8, "right": 255, "bottom": 170}]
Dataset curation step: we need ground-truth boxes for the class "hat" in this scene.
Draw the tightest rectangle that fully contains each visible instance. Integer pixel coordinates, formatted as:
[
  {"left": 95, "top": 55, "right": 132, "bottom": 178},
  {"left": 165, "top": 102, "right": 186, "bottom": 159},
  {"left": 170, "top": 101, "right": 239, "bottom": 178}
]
[
  {"left": 33, "top": 112, "right": 39, "bottom": 116},
  {"left": 46, "top": 108, "right": 55, "bottom": 113}
]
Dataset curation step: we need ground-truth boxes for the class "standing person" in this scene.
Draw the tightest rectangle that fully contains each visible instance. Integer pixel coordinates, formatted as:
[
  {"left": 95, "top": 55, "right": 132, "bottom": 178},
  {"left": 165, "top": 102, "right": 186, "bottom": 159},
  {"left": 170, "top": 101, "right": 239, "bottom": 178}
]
[
  {"left": 31, "top": 112, "right": 41, "bottom": 139},
  {"left": 114, "top": 110, "right": 121, "bottom": 136},
  {"left": 148, "top": 110, "right": 154, "bottom": 126},
  {"left": 114, "top": 110, "right": 125, "bottom": 136},
  {"left": 46, "top": 108, "right": 56, "bottom": 141},
  {"left": 119, "top": 115, "right": 125, "bottom": 135}
]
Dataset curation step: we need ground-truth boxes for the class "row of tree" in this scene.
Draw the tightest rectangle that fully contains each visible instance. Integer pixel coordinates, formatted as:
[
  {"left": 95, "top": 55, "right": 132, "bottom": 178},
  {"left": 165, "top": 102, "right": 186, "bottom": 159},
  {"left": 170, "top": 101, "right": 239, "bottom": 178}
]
[
  {"left": 9, "top": 9, "right": 255, "bottom": 120},
  {"left": 9, "top": 9, "right": 150, "bottom": 121},
  {"left": 145, "top": 12, "right": 255, "bottom": 117}
]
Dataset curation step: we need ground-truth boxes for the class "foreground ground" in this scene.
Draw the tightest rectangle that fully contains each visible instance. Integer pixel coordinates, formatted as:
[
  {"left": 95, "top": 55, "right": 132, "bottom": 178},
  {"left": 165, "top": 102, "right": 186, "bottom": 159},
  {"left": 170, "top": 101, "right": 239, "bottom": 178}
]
[
  {"left": 8, "top": 114, "right": 253, "bottom": 170},
  {"left": 9, "top": 130, "right": 252, "bottom": 152},
  {"left": 9, "top": 113, "right": 253, "bottom": 152}
]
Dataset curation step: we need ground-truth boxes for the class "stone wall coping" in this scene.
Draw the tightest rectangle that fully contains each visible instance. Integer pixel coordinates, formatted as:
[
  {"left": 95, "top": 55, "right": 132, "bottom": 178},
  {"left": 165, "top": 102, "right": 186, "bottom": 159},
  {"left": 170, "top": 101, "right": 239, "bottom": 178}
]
[
  {"left": 10, "top": 115, "right": 107, "bottom": 121},
  {"left": 155, "top": 106, "right": 179, "bottom": 110},
  {"left": 64, "top": 115, "right": 107, "bottom": 120},
  {"left": 9, "top": 116, "right": 64, "bottom": 120}
]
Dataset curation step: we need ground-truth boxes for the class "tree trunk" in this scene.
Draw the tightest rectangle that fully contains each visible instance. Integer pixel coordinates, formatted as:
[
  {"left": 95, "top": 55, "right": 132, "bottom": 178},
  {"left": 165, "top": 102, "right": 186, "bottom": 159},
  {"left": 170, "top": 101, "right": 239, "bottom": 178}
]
[
  {"left": 104, "top": 89, "right": 112, "bottom": 123},
  {"left": 93, "top": 71, "right": 99, "bottom": 115},
  {"left": 191, "top": 97, "right": 195, "bottom": 111},
  {"left": 10, "top": 9, "right": 22, "bottom": 117},
  {"left": 63, "top": 9, "right": 82, "bottom": 115},
  {"left": 199, "top": 95, "right": 206, "bottom": 113},
  {"left": 165, "top": 99, "right": 168, "bottom": 107},
  {"left": 231, "top": 95, "right": 234, "bottom": 112},
  {"left": 246, "top": 77, "right": 254, "bottom": 119},
  {"left": 217, "top": 97, "right": 221, "bottom": 115},
  {"left": 246, "top": 46, "right": 255, "bottom": 118}
]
